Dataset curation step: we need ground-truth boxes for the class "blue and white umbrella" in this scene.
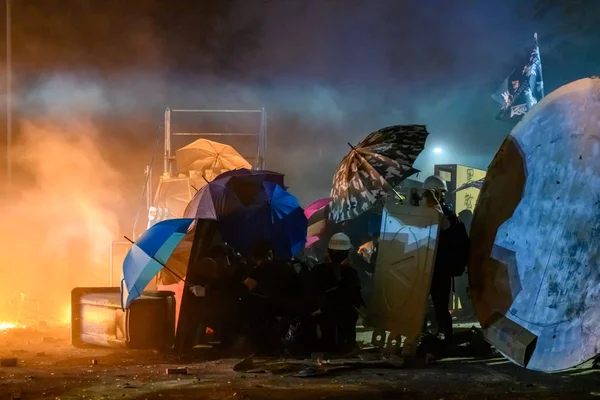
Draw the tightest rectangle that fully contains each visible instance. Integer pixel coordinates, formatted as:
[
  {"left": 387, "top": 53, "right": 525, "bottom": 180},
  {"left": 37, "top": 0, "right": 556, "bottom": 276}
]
[{"left": 121, "top": 218, "right": 194, "bottom": 308}]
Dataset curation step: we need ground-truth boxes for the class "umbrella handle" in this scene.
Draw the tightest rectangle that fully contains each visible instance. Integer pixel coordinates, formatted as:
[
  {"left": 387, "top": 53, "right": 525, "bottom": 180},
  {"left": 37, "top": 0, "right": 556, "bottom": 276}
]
[{"left": 120, "top": 278, "right": 126, "bottom": 311}]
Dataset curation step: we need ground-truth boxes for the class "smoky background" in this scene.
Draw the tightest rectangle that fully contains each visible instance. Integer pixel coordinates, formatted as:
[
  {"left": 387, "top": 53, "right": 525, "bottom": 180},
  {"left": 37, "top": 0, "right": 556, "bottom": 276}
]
[{"left": 0, "top": 0, "right": 595, "bottom": 321}]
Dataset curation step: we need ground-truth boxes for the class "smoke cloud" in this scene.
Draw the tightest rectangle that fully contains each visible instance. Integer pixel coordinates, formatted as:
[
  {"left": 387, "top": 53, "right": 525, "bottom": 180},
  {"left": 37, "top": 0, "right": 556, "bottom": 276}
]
[
  {"left": 1, "top": 0, "right": 596, "bottom": 323},
  {"left": 0, "top": 77, "right": 132, "bottom": 323}
]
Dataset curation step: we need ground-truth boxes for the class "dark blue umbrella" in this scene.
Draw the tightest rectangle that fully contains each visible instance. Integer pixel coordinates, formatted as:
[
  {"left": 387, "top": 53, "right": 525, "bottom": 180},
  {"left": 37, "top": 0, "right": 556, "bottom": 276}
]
[
  {"left": 184, "top": 173, "right": 307, "bottom": 258},
  {"left": 214, "top": 168, "right": 284, "bottom": 185},
  {"left": 184, "top": 169, "right": 284, "bottom": 219}
]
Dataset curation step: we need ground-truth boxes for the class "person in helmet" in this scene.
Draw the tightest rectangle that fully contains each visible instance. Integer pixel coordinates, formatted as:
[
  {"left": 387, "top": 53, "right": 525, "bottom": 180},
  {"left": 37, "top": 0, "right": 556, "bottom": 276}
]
[
  {"left": 422, "top": 174, "right": 459, "bottom": 345},
  {"left": 312, "top": 232, "right": 364, "bottom": 353}
]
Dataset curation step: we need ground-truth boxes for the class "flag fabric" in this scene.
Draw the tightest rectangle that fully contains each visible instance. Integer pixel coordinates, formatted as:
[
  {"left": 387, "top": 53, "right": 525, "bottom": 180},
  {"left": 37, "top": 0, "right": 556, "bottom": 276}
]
[
  {"left": 452, "top": 178, "right": 485, "bottom": 193},
  {"left": 493, "top": 33, "right": 544, "bottom": 122}
]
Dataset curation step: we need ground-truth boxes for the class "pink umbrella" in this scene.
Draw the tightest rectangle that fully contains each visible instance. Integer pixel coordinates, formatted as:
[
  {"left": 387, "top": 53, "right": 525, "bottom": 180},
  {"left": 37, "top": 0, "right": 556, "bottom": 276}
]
[
  {"left": 304, "top": 198, "right": 330, "bottom": 220},
  {"left": 304, "top": 198, "right": 331, "bottom": 237},
  {"left": 305, "top": 235, "right": 320, "bottom": 248}
]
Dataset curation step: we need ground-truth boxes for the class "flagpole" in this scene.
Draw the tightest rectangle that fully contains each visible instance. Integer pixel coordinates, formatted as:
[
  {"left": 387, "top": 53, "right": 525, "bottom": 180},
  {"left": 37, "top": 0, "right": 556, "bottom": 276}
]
[{"left": 534, "top": 32, "right": 545, "bottom": 98}]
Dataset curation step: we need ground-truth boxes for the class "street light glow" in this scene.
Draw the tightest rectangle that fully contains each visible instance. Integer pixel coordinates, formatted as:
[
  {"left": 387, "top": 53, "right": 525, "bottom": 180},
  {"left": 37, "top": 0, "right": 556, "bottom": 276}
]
[{"left": 433, "top": 147, "right": 443, "bottom": 154}]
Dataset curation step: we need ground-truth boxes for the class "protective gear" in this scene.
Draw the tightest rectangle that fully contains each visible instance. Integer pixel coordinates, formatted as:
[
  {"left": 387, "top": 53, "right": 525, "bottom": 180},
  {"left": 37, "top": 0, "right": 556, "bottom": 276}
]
[
  {"left": 328, "top": 233, "right": 352, "bottom": 251},
  {"left": 190, "top": 285, "right": 206, "bottom": 297},
  {"left": 423, "top": 175, "right": 448, "bottom": 192}
]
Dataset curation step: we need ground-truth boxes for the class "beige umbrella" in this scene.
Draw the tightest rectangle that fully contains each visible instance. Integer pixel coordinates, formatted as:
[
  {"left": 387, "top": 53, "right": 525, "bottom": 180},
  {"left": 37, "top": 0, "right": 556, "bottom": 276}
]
[{"left": 176, "top": 138, "right": 251, "bottom": 175}]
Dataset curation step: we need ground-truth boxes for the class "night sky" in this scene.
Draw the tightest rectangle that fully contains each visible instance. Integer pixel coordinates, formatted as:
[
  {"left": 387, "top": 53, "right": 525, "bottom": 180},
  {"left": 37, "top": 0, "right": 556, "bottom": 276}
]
[{"left": 1, "top": 0, "right": 599, "bottom": 209}]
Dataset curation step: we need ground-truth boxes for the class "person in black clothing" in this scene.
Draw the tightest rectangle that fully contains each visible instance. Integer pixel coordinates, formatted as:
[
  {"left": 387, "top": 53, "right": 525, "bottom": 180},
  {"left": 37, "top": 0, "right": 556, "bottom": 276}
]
[
  {"left": 312, "top": 232, "right": 364, "bottom": 353},
  {"left": 422, "top": 175, "right": 458, "bottom": 345},
  {"left": 242, "top": 241, "right": 299, "bottom": 353},
  {"left": 202, "top": 245, "right": 247, "bottom": 347},
  {"left": 180, "top": 255, "right": 217, "bottom": 351}
]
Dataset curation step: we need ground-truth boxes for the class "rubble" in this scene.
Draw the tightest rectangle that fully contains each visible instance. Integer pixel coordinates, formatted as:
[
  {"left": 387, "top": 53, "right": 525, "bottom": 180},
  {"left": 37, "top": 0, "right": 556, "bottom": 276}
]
[
  {"left": 1, "top": 357, "right": 18, "bottom": 367},
  {"left": 166, "top": 367, "right": 188, "bottom": 375}
]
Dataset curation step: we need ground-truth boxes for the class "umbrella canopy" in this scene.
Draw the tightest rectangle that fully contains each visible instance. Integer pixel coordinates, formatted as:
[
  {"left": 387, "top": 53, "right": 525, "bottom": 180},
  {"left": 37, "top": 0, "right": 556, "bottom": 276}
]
[
  {"left": 122, "top": 218, "right": 194, "bottom": 308},
  {"left": 215, "top": 168, "right": 285, "bottom": 185},
  {"left": 156, "top": 219, "right": 224, "bottom": 285},
  {"left": 216, "top": 181, "right": 307, "bottom": 258},
  {"left": 306, "top": 235, "right": 320, "bottom": 248},
  {"left": 183, "top": 169, "right": 285, "bottom": 219},
  {"left": 305, "top": 198, "right": 330, "bottom": 220},
  {"left": 262, "top": 181, "right": 308, "bottom": 258},
  {"left": 329, "top": 125, "right": 428, "bottom": 222},
  {"left": 305, "top": 198, "right": 330, "bottom": 237},
  {"left": 157, "top": 228, "right": 194, "bottom": 286},
  {"left": 176, "top": 138, "right": 251, "bottom": 175},
  {"left": 184, "top": 172, "right": 306, "bottom": 258}
]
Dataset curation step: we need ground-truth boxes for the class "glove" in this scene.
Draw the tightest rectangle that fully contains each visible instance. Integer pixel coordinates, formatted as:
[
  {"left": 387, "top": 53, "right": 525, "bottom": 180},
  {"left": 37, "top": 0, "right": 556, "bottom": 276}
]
[{"left": 189, "top": 285, "right": 206, "bottom": 297}]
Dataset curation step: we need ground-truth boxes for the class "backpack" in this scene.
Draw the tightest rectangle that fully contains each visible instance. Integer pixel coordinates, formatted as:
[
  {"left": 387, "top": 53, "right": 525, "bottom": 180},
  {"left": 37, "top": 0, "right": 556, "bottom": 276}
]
[{"left": 438, "top": 211, "right": 471, "bottom": 277}]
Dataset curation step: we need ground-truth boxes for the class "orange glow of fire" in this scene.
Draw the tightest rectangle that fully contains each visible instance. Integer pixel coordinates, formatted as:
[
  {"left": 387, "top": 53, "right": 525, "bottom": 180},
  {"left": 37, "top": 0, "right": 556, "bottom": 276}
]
[
  {"left": 62, "top": 305, "right": 72, "bottom": 325},
  {"left": 0, "top": 119, "right": 123, "bottom": 323},
  {"left": 0, "top": 322, "right": 24, "bottom": 331}
]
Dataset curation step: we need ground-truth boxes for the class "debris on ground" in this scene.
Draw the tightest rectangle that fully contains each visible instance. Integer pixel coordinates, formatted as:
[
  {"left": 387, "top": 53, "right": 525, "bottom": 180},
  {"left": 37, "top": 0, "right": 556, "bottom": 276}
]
[
  {"left": 425, "top": 353, "right": 437, "bottom": 365},
  {"left": 166, "top": 367, "right": 189, "bottom": 375},
  {"left": 294, "top": 365, "right": 338, "bottom": 377},
  {"left": 1, "top": 357, "right": 18, "bottom": 367},
  {"left": 42, "top": 337, "right": 62, "bottom": 344},
  {"left": 231, "top": 353, "right": 405, "bottom": 379},
  {"left": 233, "top": 356, "right": 254, "bottom": 372}
]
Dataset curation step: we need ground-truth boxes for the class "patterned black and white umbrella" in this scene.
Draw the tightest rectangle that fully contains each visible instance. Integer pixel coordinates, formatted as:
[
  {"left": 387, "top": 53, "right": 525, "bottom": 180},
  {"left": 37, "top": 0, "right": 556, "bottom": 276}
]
[{"left": 329, "top": 125, "right": 429, "bottom": 222}]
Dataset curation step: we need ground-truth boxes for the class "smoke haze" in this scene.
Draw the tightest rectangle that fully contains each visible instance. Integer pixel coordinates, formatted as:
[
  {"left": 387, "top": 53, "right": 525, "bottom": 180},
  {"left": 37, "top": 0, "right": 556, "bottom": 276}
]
[{"left": 0, "top": 0, "right": 598, "bottom": 322}]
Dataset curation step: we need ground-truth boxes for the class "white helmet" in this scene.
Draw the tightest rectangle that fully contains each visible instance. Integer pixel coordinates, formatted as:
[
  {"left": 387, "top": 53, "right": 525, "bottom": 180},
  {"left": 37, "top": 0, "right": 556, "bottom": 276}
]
[
  {"left": 328, "top": 232, "right": 352, "bottom": 251},
  {"left": 423, "top": 175, "right": 448, "bottom": 192}
]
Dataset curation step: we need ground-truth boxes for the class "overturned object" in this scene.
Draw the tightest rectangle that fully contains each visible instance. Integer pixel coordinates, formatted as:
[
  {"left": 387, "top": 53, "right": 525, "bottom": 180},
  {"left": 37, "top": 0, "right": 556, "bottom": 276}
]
[{"left": 469, "top": 77, "right": 600, "bottom": 372}]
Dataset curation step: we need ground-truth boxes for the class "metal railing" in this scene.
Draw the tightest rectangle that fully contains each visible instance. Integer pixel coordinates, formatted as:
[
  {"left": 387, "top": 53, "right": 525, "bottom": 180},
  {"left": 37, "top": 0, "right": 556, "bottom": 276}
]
[{"left": 163, "top": 107, "right": 268, "bottom": 177}]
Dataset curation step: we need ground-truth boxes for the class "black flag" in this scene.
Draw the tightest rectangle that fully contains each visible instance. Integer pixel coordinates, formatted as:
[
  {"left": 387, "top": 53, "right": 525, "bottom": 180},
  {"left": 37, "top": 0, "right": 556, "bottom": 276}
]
[{"left": 492, "top": 33, "right": 544, "bottom": 122}]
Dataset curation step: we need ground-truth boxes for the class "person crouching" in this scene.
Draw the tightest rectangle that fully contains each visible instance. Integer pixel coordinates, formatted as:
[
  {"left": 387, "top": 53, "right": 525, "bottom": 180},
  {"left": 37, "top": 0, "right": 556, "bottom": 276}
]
[{"left": 312, "top": 233, "right": 364, "bottom": 353}]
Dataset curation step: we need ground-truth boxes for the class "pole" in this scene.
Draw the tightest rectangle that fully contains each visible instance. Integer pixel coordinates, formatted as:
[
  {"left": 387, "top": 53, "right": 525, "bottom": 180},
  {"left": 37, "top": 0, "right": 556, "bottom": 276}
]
[
  {"left": 534, "top": 32, "right": 545, "bottom": 98},
  {"left": 6, "top": 0, "right": 12, "bottom": 193},
  {"left": 163, "top": 107, "right": 171, "bottom": 177},
  {"left": 109, "top": 243, "right": 114, "bottom": 287},
  {"left": 145, "top": 165, "right": 152, "bottom": 210}
]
